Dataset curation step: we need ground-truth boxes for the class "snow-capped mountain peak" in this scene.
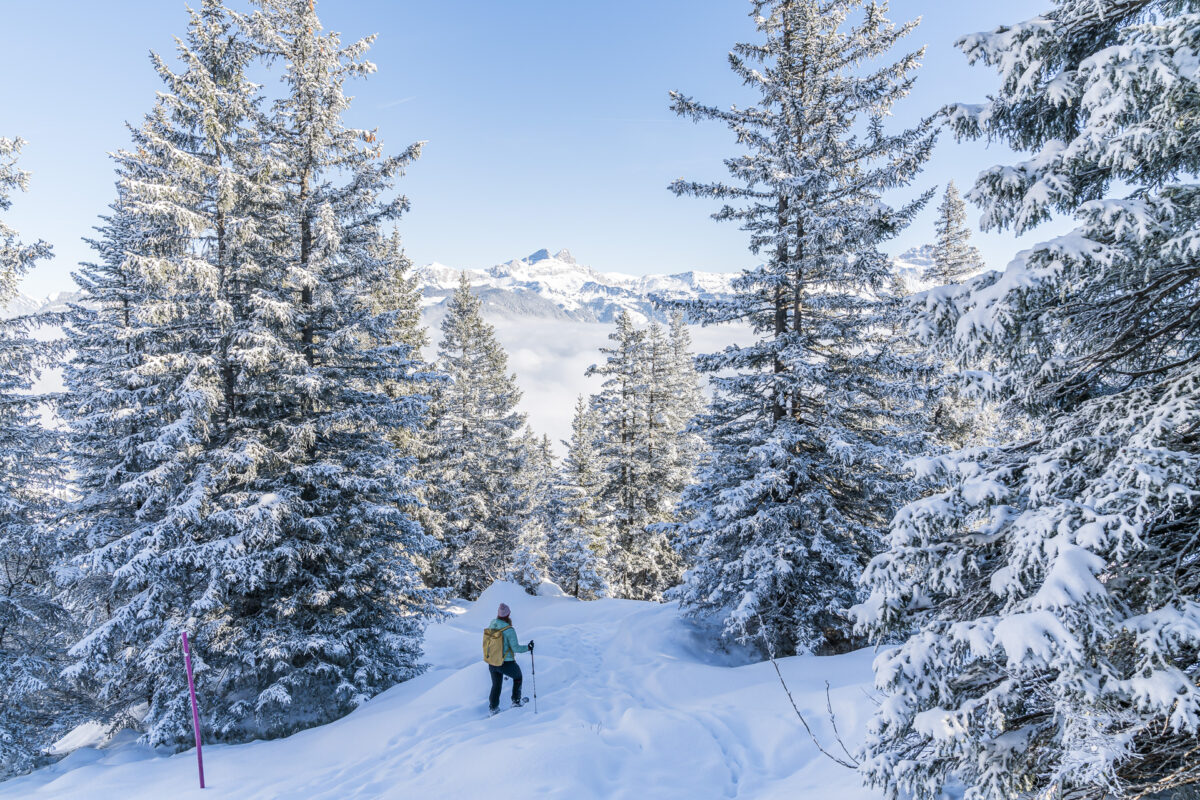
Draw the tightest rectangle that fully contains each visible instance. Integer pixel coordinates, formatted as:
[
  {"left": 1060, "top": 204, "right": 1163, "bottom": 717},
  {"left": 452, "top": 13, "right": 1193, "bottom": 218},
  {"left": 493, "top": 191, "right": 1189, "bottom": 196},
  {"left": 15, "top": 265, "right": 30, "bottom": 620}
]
[
  {"left": 524, "top": 247, "right": 576, "bottom": 265},
  {"left": 0, "top": 290, "right": 84, "bottom": 319},
  {"left": 892, "top": 245, "right": 938, "bottom": 294},
  {"left": 418, "top": 249, "right": 739, "bottom": 324},
  {"left": 0, "top": 292, "right": 42, "bottom": 319},
  {"left": 417, "top": 246, "right": 941, "bottom": 323}
]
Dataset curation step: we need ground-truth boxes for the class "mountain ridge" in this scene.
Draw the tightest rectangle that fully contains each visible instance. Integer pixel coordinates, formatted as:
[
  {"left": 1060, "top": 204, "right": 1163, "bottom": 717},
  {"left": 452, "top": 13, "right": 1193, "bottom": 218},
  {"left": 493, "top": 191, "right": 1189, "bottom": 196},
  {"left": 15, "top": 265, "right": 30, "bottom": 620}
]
[
  {"left": 3, "top": 247, "right": 936, "bottom": 324},
  {"left": 416, "top": 248, "right": 740, "bottom": 324},
  {"left": 416, "top": 246, "right": 934, "bottom": 324},
  {"left": 0, "top": 246, "right": 941, "bottom": 455}
]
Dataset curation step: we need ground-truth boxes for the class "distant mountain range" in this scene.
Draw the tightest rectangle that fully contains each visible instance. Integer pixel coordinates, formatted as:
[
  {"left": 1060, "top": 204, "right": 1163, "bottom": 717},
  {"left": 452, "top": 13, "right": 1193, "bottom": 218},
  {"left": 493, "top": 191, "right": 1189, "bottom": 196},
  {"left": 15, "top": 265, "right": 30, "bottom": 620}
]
[
  {"left": 3, "top": 246, "right": 937, "bottom": 324},
  {"left": 891, "top": 244, "right": 936, "bottom": 293},
  {"left": 0, "top": 290, "right": 81, "bottom": 319},
  {"left": 417, "top": 248, "right": 739, "bottom": 324},
  {"left": 0, "top": 246, "right": 939, "bottom": 450},
  {"left": 418, "top": 245, "right": 937, "bottom": 324}
]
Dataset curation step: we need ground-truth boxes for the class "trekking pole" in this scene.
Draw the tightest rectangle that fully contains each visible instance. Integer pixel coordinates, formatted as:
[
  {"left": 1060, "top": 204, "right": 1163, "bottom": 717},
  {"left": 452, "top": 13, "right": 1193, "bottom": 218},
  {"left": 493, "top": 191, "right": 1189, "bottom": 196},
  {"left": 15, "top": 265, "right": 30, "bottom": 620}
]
[
  {"left": 530, "top": 648, "right": 538, "bottom": 714},
  {"left": 181, "top": 632, "right": 205, "bottom": 789}
]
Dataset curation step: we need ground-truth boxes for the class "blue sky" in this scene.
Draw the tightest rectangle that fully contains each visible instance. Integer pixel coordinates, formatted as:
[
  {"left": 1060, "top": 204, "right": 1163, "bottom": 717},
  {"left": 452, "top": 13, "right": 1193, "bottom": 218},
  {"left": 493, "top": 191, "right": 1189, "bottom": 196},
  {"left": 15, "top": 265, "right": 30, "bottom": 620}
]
[{"left": 2, "top": 0, "right": 1058, "bottom": 297}]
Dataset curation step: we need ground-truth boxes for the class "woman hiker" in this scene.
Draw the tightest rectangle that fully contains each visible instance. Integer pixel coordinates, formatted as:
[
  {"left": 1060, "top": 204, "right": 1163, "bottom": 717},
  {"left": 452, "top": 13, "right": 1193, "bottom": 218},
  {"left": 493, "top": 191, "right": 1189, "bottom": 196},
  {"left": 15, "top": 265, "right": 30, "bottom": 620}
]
[{"left": 483, "top": 603, "right": 534, "bottom": 715}]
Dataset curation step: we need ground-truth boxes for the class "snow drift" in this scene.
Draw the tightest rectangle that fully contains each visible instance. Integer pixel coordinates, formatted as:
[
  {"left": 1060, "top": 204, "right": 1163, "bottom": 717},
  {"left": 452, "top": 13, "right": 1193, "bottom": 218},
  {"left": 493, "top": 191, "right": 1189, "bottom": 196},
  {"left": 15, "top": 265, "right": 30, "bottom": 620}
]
[{"left": 0, "top": 583, "right": 882, "bottom": 799}]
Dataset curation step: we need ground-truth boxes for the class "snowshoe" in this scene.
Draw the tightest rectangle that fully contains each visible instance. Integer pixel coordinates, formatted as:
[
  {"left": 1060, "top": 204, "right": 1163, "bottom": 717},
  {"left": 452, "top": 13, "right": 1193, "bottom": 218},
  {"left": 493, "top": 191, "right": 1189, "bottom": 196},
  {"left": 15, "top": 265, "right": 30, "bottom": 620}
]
[{"left": 488, "top": 698, "right": 529, "bottom": 718}]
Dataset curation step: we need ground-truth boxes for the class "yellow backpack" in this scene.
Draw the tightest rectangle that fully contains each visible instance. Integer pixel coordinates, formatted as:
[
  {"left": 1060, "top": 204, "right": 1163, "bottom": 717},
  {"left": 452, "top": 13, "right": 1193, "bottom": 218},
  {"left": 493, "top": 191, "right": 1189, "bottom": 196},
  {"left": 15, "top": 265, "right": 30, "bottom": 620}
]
[{"left": 482, "top": 625, "right": 512, "bottom": 666}]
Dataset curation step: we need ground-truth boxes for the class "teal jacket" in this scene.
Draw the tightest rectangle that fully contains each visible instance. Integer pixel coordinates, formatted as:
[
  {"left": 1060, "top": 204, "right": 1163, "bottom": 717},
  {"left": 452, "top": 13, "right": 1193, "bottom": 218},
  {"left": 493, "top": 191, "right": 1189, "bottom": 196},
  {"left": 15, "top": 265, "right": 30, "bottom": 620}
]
[{"left": 487, "top": 618, "right": 528, "bottom": 661}]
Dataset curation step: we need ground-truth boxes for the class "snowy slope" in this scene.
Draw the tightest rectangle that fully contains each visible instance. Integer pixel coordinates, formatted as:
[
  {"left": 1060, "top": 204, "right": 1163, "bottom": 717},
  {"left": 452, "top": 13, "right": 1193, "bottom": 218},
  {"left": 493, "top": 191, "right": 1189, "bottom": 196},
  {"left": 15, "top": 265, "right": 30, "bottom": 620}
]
[{"left": 1, "top": 582, "right": 883, "bottom": 800}]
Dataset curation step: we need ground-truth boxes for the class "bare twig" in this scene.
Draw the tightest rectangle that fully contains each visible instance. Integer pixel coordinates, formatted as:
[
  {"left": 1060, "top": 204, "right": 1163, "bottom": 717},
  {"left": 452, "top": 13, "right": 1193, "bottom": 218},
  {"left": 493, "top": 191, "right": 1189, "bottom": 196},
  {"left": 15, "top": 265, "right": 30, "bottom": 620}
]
[
  {"left": 826, "top": 680, "right": 859, "bottom": 766},
  {"left": 765, "top": 652, "right": 858, "bottom": 769},
  {"left": 1127, "top": 743, "right": 1200, "bottom": 800},
  {"left": 756, "top": 617, "right": 859, "bottom": 770}
]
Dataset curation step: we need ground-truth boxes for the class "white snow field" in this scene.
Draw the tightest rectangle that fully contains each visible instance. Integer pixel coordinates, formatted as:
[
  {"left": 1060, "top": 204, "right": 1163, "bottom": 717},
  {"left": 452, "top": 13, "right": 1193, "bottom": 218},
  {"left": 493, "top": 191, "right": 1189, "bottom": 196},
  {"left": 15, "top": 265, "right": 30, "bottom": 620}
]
[{"left": 0, "top": 582, "right": 882, "bottom": 800}]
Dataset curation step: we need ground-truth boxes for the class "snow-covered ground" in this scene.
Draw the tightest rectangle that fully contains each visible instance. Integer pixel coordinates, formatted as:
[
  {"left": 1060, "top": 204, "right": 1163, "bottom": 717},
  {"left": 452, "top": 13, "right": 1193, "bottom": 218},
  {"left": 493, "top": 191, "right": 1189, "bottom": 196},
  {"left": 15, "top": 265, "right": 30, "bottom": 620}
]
[{"left": 1, "top": 582, "right": 883, "bottom": 799}]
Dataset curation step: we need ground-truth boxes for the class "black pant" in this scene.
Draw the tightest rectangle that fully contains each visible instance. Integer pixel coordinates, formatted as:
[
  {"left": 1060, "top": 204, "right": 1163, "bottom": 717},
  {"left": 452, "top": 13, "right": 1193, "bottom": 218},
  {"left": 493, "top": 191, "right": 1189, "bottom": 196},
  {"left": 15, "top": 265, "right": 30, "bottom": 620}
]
[{"left": 488, "top": 660, "right": 523, "bottom": 710}]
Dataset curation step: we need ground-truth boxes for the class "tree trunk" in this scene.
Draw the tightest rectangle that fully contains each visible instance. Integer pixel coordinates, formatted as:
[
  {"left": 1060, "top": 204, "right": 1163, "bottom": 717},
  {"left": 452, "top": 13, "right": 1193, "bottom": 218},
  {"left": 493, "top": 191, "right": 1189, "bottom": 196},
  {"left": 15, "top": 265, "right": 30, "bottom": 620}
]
[{"left": 773, "top": 195, "right": 789, "bottom": 424}]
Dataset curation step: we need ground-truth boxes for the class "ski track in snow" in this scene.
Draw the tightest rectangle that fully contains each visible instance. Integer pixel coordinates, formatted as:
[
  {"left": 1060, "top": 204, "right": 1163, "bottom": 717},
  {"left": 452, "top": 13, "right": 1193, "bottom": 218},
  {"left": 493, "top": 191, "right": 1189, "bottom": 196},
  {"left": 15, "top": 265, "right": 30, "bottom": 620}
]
[{"left": 0, "top": 582, "right": 883, "bottom": 799}]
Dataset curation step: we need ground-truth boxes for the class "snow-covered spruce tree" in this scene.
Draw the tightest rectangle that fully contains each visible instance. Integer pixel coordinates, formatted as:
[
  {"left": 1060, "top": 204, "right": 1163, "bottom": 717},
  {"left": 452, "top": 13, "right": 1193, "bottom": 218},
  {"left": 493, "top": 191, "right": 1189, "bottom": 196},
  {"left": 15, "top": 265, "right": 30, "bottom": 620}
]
[
  {"left": 669, "top": 0, "right": 934, "bottom": 655},
  {"left": 215, "top": 0, "right": 437, "bottom": 742},
  {"left": 857, "top": 4, "right": 1200, "bottom": 798},
  {"left": 643, "top": 320, "right": 678, "bottom": 509},
  {"left": 528, "top": 432, "right": 562, "bottom": 541},
  {"left": 0, "top": 138, "right": 85, "bottom": 778},
  {"left": 638, "top": 319, "right": 687, "bottom": 592},
  {"left": 61, "top": 2, "right": 275, "bottom": 745},
  {"left": 0, "top": 139, "right": 51, "bottom": 298},
  {"left": 665, "top": 310, "right": 705, "bottom": 485},
  {"left": 922, "top": 180, "right": 983, "bottom": 286},
  {"left": 585, "top": 313, "right": 644, "bottom": 599},
  {"left": 371, "top": 228, "right": 430, "bottom": 359},
  {"left": 506, "top": 525, "right": 547, "bottom": 595},
  {"left": 59, "top": 1, "right": 281, "bottom": 744},
  {"left": 646, "top": 311, "right": 706, "bottom": 572},
  {"left": 551, "top": 396, "right": 611, "bottom": 599},
  {"left": 508, "top": 430, "right": 557, "bottom": 593},
  {"left": 63, "top": 0, "right": 437, "bottom": 748},
  {"left": 426, "top": 275, "right": 529, "bottom": 598},
  {"left": 58, "top": 175, "right": 169, "bottom": 740},
  {"left": 587, "top": 311, "right": 680, "bottom": 600},
  {"left": 368, "top": 228, "right": 443, "bottom": 574}
]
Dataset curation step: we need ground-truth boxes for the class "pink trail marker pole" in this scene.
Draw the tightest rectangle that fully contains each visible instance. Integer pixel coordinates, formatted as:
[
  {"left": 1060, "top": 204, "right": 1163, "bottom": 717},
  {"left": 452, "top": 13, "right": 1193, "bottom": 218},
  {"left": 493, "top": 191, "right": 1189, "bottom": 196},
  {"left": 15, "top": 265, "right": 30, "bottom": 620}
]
[{"left": 181, "top": 631, "right": 205, "bottom": 789}]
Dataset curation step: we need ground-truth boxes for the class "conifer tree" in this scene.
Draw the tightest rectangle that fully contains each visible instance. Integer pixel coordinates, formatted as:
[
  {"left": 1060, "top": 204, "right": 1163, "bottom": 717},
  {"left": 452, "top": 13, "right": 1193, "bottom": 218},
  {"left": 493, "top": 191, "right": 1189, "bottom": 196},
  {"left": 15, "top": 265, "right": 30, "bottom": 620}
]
[
  {"left": 426, "top": 276, "right": 528, "bottom": 598},
  {"left": 584, "top": 311, "right": 703, "bottom": 601},
  {"left": 371, "top": 228, "right": 430, "bottom": 358},
  {"left": 664, "top": 310, "right": 705, "bottom": 508},
  {"left": 370, "top": 228, "right": 442, "bottom": 575},
  {"left": 224, "top": 0, "right": 437, "bottom": 742},
  {"left": 0, "top": 140, "right": 51, "bottom": 297},
  {"left": 923, "top": 180, "right": 983, "bottom": 285},
  {"left": 0, "top": 138, "right": 85, "bottom": 777},
  {"left": 551, "top": 397, "right": 611, "bottom": 600},
  {"left": 587, "top": 312, "right": 666, "bottom": 599},
  {"left": 59, "top": 175, "right": 167, "bottom": 722},
  {"left": 62, "top": 0, "right": 437, "bottom": 748},
  {"left": 61, "top": 4, "right": 278, "bottom": 745},
  {"left": 858, "top": 3, "right": 1200, "bottom": 798},
  {"left": 62, "top": 2, "right": 268, "bottom": 745},
  {"left": 507, "top": 429, "right": 556, "bottom": 593},
  {"left": 634, "top": 318, "right": 690, "bottom": 596},
  {"left": 528, "top": 432, "right": 561, "bottom": 538},
  {"left": 669, "top": 0, "right": 934, "bottom": 655},
  {"left": 643, "top": 320, "right": 676, "bottom": 505}
]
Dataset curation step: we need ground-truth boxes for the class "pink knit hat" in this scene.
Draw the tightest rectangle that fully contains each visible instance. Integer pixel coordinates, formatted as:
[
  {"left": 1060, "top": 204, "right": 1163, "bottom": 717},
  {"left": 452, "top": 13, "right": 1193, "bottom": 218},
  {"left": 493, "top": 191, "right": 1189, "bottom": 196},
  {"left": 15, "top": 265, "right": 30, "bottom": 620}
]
[{"left": 497, "top": 603, "right": 511, "bottom": 618}]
